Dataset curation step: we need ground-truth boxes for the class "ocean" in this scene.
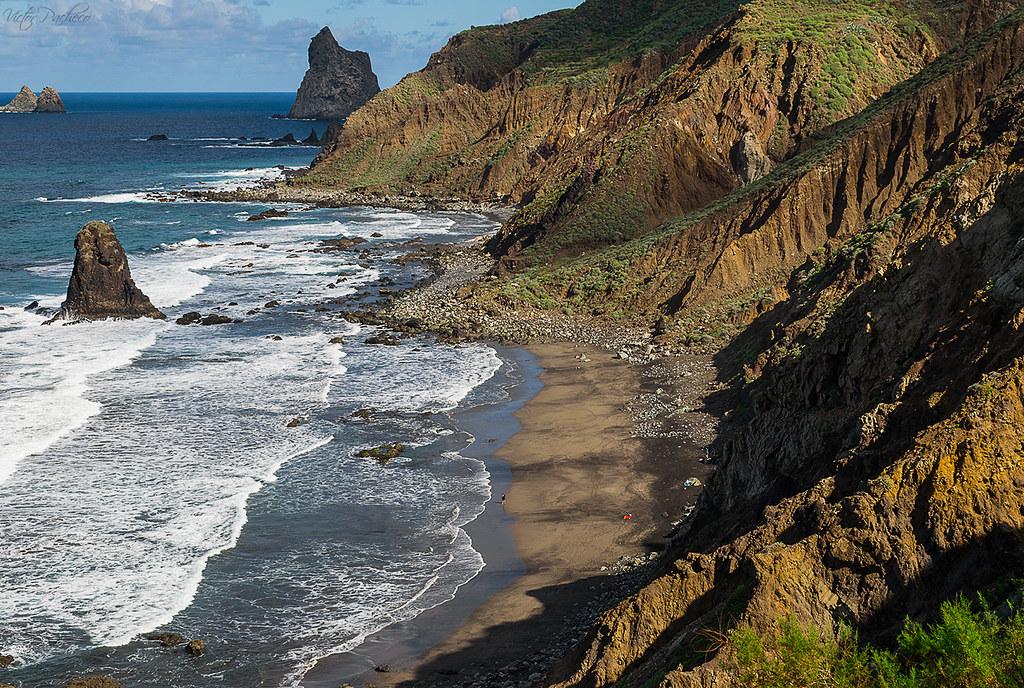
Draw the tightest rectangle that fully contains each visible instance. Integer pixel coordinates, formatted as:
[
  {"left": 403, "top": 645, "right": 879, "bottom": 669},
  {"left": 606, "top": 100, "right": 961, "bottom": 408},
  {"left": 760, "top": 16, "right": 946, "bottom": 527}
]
[{"left": 0, "top": 93, "right": 518, "bottom": 687}]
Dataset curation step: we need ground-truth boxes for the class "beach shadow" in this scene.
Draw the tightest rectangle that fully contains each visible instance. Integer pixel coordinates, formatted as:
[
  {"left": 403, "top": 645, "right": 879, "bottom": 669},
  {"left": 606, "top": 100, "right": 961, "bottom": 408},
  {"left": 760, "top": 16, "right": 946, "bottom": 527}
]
[{"left": 393, "top": 571, "right": 644, "bottom": 687}]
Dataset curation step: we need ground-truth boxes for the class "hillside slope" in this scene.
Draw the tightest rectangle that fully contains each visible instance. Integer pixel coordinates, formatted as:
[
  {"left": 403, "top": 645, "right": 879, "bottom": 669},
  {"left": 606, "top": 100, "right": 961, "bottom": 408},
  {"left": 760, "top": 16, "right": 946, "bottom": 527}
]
[
  {"left": 296, "top": 0, "right": 1012, "bottom": 266},
  {"left": 544, "top": 11, "right": 1024, "bottom": 688}
]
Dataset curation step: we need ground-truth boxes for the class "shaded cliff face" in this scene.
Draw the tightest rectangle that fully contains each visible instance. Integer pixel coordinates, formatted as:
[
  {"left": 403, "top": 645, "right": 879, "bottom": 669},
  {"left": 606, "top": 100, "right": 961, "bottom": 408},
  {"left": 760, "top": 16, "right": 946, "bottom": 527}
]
[
  {"left": 287, "top": 27, "right": 380, "bottom": 120},
  {"left": 1, "top": 85, "right": 37, "bottom": 112},
  {"left": 543, "top": 12, "right": 1024, "bottom": 688},
  {"left": 34, "top": 86, "right": 66, "bottom": 113},
  {"left": 52, "top": 222, "right": 164, "bottom": 323}
]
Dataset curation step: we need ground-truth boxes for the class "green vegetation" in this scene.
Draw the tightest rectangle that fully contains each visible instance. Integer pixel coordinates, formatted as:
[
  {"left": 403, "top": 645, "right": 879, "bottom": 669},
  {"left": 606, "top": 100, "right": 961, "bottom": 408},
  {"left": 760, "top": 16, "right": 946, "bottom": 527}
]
[
  {"left": 491, "top": 7, "right": 1024, "bottom": 316},
  {"left": 356, "top": 443, "right": 406, "bottom": 465},
  {"left": 737, "top": 0, "right": 948, "bottom": 112},
  {"left": 728, "top": 596, "right": 1024, "bottom": 688},
  {"left": 516, "top": 0, "right": 744, "bottom": 85}
]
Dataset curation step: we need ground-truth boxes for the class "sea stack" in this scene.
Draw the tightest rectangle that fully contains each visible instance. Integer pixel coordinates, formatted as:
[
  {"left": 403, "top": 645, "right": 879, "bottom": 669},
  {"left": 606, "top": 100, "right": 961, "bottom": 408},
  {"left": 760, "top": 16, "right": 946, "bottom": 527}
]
[
  {"left": 34, "top": 86, "right": 66, "bottom": 113},
  {"left": 49, "top": 221, "right": 164, "bottom": 323},
  {"left": 286, "top": 27, "right": 379, "bottom": 120},
  {"left": 1, "top": 85, "right": 37, "bottom": 112}
]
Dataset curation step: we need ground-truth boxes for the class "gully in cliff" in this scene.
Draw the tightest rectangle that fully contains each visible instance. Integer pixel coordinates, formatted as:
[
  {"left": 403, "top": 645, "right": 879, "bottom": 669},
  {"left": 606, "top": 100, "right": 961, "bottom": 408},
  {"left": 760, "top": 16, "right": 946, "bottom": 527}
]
[{"left": 46, "top": 221, "right": 165, "bottom": 324}]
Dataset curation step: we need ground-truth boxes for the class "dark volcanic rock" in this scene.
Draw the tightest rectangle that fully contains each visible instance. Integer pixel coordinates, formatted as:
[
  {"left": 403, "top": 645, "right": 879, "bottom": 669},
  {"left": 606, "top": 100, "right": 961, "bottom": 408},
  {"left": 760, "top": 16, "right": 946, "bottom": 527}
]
[
  {"left": 318, "top": 236, "right": 367, "bottom": 252},
  {"left": 146, "top": 133, "right": 169, "bottom": 141},
  {"left": 247, "top": 208, "right": 289, "bottom": 222},
  {"left": 270, "top": 133, "right": 298, "bottom": 147},
  {"left": 176, "top": 311, "right": 202, "bottom": 325},
  {"left": 1, "top": 85, "right": 36, "bottom": 112},
  {"left": 144, "top": 632, "right": 186, "bottom": 647},
  {"left": 286, "top": 27, "right": 379, "bottom": 120},
  {"left": 50, "top": 221, "right": 165, "bottom": 323},
  {"left": 34, "top": 86, "right": 66, "bottom": 113},
  {"left": 65, "top": 677, "right": 121, "bottom": 688},
  {"left": 199, "top": 314, "right": 233, "bottom": 326},
  {"left": 301, "top": 129, "right": 320, "bottom": 145}
]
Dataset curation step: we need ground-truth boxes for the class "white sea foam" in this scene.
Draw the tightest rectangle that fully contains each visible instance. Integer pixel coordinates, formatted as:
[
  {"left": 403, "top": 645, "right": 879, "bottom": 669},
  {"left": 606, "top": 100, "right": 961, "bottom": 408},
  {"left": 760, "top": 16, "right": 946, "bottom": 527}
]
[
  {"left": 0, "top": 203, "right": 505, "bottom": 684},
  {"left": 0, "top": 311, "right": 166, "bottom": 487}
]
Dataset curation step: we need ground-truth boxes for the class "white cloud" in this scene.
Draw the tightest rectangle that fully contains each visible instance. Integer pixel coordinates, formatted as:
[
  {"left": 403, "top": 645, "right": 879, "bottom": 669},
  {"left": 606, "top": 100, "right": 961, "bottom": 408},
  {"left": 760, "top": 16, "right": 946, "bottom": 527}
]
[{"left": 500, "top": 5, "right": 519, "bottom": 23}]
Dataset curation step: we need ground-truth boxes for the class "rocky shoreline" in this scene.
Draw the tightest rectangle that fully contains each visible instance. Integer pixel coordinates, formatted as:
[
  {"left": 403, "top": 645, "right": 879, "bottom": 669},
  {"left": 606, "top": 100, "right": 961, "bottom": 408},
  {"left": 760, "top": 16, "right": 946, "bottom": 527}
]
[{"left": 185, "top": 182, "right": 517, "bottom": 220}]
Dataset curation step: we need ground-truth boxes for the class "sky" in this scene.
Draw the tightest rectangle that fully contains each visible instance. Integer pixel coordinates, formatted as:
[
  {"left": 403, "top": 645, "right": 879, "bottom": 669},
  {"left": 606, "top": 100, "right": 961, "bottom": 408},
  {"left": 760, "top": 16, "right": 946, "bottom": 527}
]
[{"left": 0, "top": 0, "right": 578, "bottom": 92}]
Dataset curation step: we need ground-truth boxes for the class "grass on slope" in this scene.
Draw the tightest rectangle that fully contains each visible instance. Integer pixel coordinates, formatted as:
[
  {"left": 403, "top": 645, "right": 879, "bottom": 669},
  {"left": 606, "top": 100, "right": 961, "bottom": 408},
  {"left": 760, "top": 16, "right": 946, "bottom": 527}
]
[
  {"left": 488, "top": 8, "right": 1024, "bottom": 316},
  {"left": 728, "top": 596, "right": 1024, "bottom": 688}
]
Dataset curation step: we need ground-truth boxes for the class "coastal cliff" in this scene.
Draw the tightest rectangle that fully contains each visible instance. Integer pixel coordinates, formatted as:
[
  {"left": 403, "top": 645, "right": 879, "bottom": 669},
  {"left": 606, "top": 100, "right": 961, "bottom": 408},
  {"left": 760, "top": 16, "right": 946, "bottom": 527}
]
[
  {"left": 250, "top": 0, "right": 1024, "bottom": 685},
  {"left": 286, "top": 27, "right": 380, "bottom": 120}
]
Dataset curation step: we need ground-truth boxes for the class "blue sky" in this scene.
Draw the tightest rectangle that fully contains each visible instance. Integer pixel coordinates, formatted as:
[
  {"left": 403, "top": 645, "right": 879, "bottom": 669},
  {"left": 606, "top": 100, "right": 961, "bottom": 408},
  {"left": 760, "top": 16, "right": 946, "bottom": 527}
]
[{"left": 0, "top": 0, "right": 577, "bottom": 92}]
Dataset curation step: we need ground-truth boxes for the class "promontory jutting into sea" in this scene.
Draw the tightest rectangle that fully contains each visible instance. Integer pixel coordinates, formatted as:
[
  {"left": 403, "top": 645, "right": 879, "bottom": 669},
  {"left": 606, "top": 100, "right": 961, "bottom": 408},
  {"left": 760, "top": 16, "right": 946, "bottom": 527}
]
[{"left": 4, "top": 2, "right": 1024, "bottom": 688}]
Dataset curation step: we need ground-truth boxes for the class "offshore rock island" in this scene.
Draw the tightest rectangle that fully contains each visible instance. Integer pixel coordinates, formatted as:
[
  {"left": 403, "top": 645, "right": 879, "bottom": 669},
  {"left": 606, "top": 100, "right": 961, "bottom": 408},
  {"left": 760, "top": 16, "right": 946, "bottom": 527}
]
[
  {"left": 1, "top": 85, "right": 66, "bottom": 113},
  {"left": 226, "top": 0, "right": 1024, "bottom": 686},
  {"left": 284, "top": 27, "right": 380, "bottom": 120},
  {"left": 49, "top": 221, "right": 165, "bottom": 323}
]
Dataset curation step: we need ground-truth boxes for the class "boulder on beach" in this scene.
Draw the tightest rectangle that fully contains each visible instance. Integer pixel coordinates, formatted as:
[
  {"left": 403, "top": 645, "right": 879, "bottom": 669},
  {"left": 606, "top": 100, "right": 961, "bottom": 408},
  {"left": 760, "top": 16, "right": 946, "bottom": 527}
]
[
  {"left": 48, "top": 221, "right": 165, "bottom": 323},
  {"left": 1, "top": 85, "right": 37, "bottom": 112},
  {"left": 285, "top": 27, "right": 380, "bottom": 120}
]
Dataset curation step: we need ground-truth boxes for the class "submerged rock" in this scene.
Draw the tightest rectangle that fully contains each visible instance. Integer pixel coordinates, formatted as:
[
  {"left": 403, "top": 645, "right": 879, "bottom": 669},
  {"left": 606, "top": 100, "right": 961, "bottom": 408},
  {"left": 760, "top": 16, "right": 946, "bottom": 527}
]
[
  {"left": 146, "top": 133, "right": 169, "bottom": 141},
  {"left": 270, "top": 133, "right": 298, "bottom": 146},
  {"left": 186, "top": 639, "right": 206, "bottom": 656},
  {"left": 48, "top": 221, "right": 165, "bottom": 323},
  {"left": 247, "top": 208, "right": 289, "bottom": 222},
  {"left": 34, "top": 86, "right": 66, "bottom": 113},
  {"left": 1, "top": 85, "right": 36, "bottom": 112},
  {"left": 65, "top": 677, "right": 121, "bottom": 688},
  {"left": 356, "top": 443, "right": 405, "bottom": 465},
  {"left": 285, "top": 27, "right": 380, "bottom": 120},
  {"left": 143, "top": 632, "right": 186, "bottom": 647}
]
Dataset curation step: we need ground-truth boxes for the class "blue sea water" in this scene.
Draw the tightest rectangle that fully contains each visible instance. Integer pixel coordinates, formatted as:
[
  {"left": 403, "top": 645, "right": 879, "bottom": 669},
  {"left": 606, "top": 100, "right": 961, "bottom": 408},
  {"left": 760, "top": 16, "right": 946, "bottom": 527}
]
[{"left": 0, "top": 94, "right": 513, "bottom": 687}]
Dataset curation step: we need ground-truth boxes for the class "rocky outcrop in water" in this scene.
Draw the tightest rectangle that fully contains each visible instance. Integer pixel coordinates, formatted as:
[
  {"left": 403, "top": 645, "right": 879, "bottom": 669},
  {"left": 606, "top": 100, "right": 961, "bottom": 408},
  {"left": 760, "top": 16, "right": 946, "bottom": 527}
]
[
  {"left": 50, "top": 221, "right": 164, "bottom": 323},
  {"left": 286, "top": 27, "right": 379, "bottom": 120},
  {"left": 34, "top": 86, "right": 66, "bottom": 113},
  {"left": 2, "top": 85, "right": 67, "bottom": 113},
  {"left": 1, "top": 85, "right": 37, "bottom": 112}
]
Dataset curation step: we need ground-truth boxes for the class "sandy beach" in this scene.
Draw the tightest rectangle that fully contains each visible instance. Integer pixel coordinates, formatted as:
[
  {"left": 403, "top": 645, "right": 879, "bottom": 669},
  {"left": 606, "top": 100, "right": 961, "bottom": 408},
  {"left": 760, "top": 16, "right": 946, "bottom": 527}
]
[{"left": 339, "top": 342, "right": 710, "bottom": 688}]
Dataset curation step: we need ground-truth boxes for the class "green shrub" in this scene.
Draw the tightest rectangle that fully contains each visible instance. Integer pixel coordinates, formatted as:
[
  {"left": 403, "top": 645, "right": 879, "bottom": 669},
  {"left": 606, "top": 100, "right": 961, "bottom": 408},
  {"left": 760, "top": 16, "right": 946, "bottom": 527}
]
[{"left": 727, "top": 597, "right": 1024, "bottom": 688}]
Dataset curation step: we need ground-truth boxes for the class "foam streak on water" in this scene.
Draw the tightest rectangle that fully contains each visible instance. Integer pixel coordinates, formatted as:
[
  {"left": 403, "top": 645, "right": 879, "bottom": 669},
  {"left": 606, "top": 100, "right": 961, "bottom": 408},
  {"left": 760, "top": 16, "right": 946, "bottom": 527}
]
[{"left": 0, "top": 204, "right": 505, "bottom": 687}]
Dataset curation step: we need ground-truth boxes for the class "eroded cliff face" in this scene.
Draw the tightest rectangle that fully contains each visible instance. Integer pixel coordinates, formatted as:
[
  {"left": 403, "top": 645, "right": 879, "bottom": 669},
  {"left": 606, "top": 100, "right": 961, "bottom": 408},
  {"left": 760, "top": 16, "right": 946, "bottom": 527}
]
[
  {"left": 544, "top": 12, "right": 1024, "bottom": 688},
  {"left": 298, "top": 0, "right": 1007, "bottom": 265}
]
